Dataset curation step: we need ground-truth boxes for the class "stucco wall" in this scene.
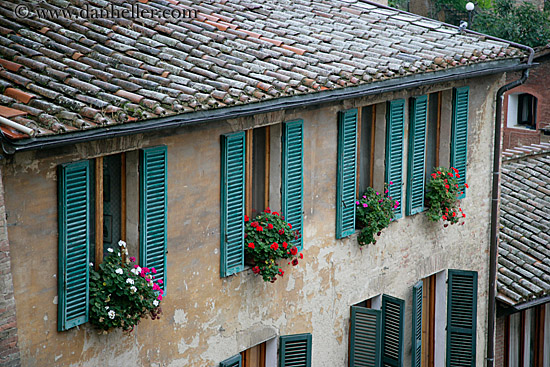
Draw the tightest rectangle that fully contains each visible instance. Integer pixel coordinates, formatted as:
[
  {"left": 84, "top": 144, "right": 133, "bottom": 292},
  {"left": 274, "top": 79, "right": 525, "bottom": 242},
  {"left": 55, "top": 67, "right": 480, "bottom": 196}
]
[{"left": 2, "top": 74, "right": 501, "bottom": 366}]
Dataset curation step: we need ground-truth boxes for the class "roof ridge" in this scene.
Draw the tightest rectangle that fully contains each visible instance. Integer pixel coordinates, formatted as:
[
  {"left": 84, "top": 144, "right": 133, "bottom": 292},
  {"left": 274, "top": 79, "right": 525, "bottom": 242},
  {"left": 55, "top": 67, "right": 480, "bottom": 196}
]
[{"left": 502, "top": 142, "right": 550, "bottom": 162}]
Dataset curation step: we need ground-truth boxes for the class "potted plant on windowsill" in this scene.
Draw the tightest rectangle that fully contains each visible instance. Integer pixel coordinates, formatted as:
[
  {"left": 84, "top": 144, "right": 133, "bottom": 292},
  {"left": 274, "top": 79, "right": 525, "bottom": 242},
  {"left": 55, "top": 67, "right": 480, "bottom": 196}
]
[
  {"left": 355, "top": 183, "right": 399, "bottom": 246},
  {"left": 425, "top": 167, "right": 467, "bottom": 226},
  {"left": 244, "top": 208, "right": 303, "bottom": 283},
  {"left": 89, "top": 240, "right": 163, "bottom": 333}
]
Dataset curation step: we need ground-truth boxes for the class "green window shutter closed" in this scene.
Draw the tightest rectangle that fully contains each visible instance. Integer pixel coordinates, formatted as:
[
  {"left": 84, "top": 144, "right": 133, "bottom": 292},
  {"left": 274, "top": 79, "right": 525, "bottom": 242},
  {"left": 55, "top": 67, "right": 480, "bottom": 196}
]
[
  {"left": 411, "top": 281, "right": 423, "bottom": 367},
  {"left": 381, "top": 295, "right": 405, "bottom": 367},
  {"left": 451, "top": 87, "right": 469, "bottom": 199},
  {"left": 336, "top": 109, "right": 358, "bottom": 238},
  {"left": 220, "top": 132, "right": 246, "bottom": 277},
  {"left": 282, "top": 120, "right": 304, "bottom": 251},
  {"left": 140, "top": 146, "right": 168, "bottom": 290},
  {"left": 280, "top": 333, "right": 312, "bottom": 367},
  {"left": 350, "top": 306, "right": 381, "bottom": 367},
  {"left": 385, "top": 100, "right": 405, "bottom": 219},
  {"left": 219, "top": 354, "right": 242, "bottom": 367},
  {"left": 406, "top": 96, "right": 428, "bottom": 216},
  {"left": 58, "top": 160, "right": 91, "bottom": 331},
  {"left": 446, "top": 270, "right": 478, "bottom": 367}
]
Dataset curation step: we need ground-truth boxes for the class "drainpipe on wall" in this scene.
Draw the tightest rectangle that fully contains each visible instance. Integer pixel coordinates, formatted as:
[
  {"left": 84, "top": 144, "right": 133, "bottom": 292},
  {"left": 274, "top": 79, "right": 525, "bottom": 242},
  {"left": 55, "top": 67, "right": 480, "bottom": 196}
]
[{"left": 487, "top": 45, "right": 534, "bottom": 367}]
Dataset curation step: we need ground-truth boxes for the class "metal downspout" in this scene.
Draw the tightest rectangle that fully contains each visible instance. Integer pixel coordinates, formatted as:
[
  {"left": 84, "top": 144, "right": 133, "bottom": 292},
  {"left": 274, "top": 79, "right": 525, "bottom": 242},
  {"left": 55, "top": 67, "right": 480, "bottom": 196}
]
[{"left": 487, "top": 45, "right": 534, "bottom": 367}]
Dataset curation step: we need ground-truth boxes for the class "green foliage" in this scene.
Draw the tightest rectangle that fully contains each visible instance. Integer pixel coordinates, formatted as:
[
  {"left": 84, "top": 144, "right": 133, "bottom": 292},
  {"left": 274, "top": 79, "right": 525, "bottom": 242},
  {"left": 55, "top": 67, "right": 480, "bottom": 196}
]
[
  {"left": 425, "top": 167, "right": 467, "bottom": 226},
  {"left": 89, "top": 242, "right": 162, "bottom": 332},
  {"left": 355, "top": 184, "right": 398, "bottom": 246},
  {"left": 244, "top": 209, "right": 302, "bottom": 283},
  {"left": 473, "top": 0, "right": 550, "bottom": 47}
]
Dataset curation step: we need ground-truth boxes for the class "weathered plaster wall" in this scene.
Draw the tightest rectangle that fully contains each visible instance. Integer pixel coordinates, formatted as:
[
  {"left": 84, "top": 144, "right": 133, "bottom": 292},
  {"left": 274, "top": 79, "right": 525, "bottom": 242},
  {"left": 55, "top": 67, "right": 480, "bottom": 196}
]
[{"left": 2, "top": 74, "right": 501, "bottom": 366}]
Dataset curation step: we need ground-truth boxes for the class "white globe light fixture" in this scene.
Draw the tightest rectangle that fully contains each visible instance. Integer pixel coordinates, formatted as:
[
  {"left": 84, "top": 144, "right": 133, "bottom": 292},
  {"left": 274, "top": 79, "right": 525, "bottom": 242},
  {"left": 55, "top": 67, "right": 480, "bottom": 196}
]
[{"left": 466, "top": 2, "right": 475, "bottom": 11}]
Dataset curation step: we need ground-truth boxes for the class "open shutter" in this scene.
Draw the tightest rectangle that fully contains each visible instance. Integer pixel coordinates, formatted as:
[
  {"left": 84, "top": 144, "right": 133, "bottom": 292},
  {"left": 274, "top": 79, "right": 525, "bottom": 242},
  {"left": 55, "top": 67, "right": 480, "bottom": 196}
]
[
  {"left": 381, "top": 295, "right": 405, "bottom": 367},
  {"left": 220, "top": 354, "right": 242, "bottom": 367},
  {"left": 406, "top": 96, "right": 428, "bottom": 216},
  {"left": 221, "top": 132, "right": 246, "bottom": 277},
  {"left": 385, "top": 100, "right": 405, "bottom": 219},
  {"left": 451, "top": 87, "right": 469, "bottom": 199},
  {"left": 58, "top": 160, "right": 91, "bottom": 331},
  {"left": 446, "top": 270, "right": 478, "bottom": 367},
  {"left": 282, "top": 120, "right": 304, "bottom": 250},
  {"left": 140, "top": 146, "right": 168, "bottom": 290},
  {"left": 280, "top": 333, "right": 312, "bottom": 367},
  {"left": 350, "top": 306, "right": 381, "bottom": 367},
  {"left": 411, "top": 282, "right": 423, "bottom": 367},
  {"left": 336, "top": 109, "right": 358, "bottom": 238}
]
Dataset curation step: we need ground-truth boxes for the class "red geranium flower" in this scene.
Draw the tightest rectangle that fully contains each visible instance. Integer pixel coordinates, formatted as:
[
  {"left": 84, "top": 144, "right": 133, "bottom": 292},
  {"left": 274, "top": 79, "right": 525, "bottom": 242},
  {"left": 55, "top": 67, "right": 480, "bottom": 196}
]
[
  {"left": 251, "top": 221, "right": 258, "bottom": 228},
  {"left": 270, "top": 242, "right": 279, "bottom": 251},
  {"left": 245, "top": 215, "right": 249, "bottom": 222},
  {"left": 278, "top": 229, "right": 284, "bottom": 235},
  {"left": 288, "top": 223, "right": 292, "bottom": 229},
  {"left": 256, "top": 226, "right": 263, "bottom": 232},
  {"left": 299, "top": 253, "right": 303, "bottom": 259},
  {"left": 282, "top": 242, "right": 288, "bottom": 249},
  {"left": 290, "top": 247, "right": 298, "bottom": 255},
  {"left": 267, "top": 223, "right": 274, "bottom": 230},
  {"left": 273, "top": 212, "right": 279, "bottom": 216},
  {"left": 248, "top": 243, "right": 255, "bottom": 249},
  {"left": 442, "top": 215, "right": 447, "bottom": 220},
  {"left": 264, "top": 207, "right": 271, "bottom": 213},
  {"left": 445, "top": 184, "right": 449, "bottom": 189},
  {"left": 252, "top": 266, "right": 260, "bottom": 274},
  {"left": 292, "top": 259, "right": 299, "bottom": 266},
  {"left": 465, "top": 183, "right": 469, "bottom": 188},
  {"left": 279, "top": 269, "right": 284, "bottom": 276}
]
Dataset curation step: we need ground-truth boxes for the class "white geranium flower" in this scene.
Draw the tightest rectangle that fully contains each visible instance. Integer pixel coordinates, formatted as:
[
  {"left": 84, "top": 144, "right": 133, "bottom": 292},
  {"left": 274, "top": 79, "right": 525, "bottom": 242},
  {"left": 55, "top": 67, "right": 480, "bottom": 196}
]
[
  {"left": 107, "top": 248, "right": 114, "bottom": 253},
  {"left": 117, "top": 252, "right": 121, "bottom": 257},
  {"left": 136, "top": 266, "right": 142, "bottom": 273},
  {"left": 108, "top": 310, "right": 115, "bottom": 319},
  {"left": 126, "top": 278, "right": 134, "bottom": 285},
  {"left": 89, "top": 262, "right": 93, "bottom": 267},
  {"left": 118, "top": 240, "right": 127, "bottom": 248},
  {"left": 105, "top": 306, "right": 109, "bottom": 310},
  {"left": 153, "top": 300, "right": 159, "bottom": 307},
  {"left": 115, "top": 268, "right": 123, "bottom": 275},
  {"left": 130, "top": 268, "right": 138, "bottom": 275},
  {"left": 130, "top": 286, "right": 137, "bottom": 293}
]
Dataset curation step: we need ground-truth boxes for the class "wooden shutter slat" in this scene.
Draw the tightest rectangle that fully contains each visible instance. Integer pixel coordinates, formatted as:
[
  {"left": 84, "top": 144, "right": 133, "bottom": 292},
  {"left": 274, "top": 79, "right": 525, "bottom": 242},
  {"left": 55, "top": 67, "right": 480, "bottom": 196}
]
[
  {"left": 350, "top": 306, "right": 381, "bottom": 367},
  {"left": 282, "top": 120, "right": 304, "bottom": 251},
  {"left": 219, "top": 354, "right": 242, "bottom": 367},
  {"left": 406, "top": 96, "right": 428, "bottom": 216},
  {"left": 280, "top": 333, "right": 312, "bottom": 367},
  {"left": 446, "top": 270, "right": 478, "bottom": 367},
  {"left": 381, "top": 295, "right": 405, "bottom": 367},
  {"left": 411, "top": 281, "right": 423, "bottom": 367},
  {"left": 451, "top": 87, "right": 469, "bottom": 199},
  {"left": 385, "top": 100, "right": 405, "bottom": 219},
  {"left": 336, "top": 109, "right": 358, "bottom": 238},
  {"left": 140, "top": 146, "right": 168, "bottom": 289},
  {"left": 58, "top": 160, "right": 91, "bottom": 331},
  {"left": 221, "top": 132, "right": 245, "bottom": 277}
]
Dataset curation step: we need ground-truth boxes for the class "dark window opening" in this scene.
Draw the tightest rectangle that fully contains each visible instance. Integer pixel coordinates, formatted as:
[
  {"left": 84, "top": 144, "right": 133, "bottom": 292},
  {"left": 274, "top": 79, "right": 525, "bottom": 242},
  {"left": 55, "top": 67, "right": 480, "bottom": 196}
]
[
  {"left": 358, "top": 105, "right": 375, "bottom": 196},
  {"left": 246, "top": 126, "right": 270, "bottom": 219},
  {"left": 517, "top": 93, "right": 537, "bottom": 129}
]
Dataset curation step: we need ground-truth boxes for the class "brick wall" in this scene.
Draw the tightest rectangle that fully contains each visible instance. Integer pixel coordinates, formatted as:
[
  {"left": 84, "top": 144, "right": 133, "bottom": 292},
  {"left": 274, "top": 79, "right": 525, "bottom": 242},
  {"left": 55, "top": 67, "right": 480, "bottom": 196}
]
[
  {"left": 0, "top": 167, "right": 20, "bottom": 367},
  {"left": 495, "top": 315, "right": 506, "bottom": 367}
]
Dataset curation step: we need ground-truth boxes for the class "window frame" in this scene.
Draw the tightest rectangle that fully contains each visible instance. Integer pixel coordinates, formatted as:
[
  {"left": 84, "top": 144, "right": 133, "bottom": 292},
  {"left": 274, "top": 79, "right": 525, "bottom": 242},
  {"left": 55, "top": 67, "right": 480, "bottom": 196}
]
[{"left": 245, "top": 126, "right": 271, "bottom": 219}]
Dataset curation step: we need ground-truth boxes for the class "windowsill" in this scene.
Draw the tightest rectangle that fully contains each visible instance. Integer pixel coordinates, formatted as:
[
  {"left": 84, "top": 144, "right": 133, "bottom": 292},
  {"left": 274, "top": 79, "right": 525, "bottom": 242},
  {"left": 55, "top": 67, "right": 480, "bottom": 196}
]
[{"left": 508, "top": 124, "right": 537, "bottom": 131}]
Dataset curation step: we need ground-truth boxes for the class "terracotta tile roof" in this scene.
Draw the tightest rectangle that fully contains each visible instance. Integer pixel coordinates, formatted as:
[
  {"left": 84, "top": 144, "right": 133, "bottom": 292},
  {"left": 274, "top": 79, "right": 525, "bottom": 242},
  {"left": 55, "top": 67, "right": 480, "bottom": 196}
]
[
  {"left": 497, "top": 142, "right": 550, "bottom": 307},
  {"left": 0, "top": 0, "right": 524, "bottom": 138}
]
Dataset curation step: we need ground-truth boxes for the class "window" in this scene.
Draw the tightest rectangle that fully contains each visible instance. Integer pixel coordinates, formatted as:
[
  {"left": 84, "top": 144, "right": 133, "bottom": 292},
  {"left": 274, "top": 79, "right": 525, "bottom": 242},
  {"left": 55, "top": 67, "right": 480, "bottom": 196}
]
[
  {"left": 241, "top": 342, "right": 266, "bottom": 367},
  {"left": 507, "top": 93, "right": 537, "bottom": 130},
  {"left": 505, "top": 305, "right": 547, "bottom": 367},
  {"left": 450, "top": 87, "right": 469, "bottom": 199},
  {"left": 220, "top": 336, "right": 305, "bottom": 367},
  {"left": 279, "top": 334, "right": 312, "bottom": 367},
  {"left": 57, "top": 146, "right": 168, "bottom": 331},
  {"left": 358, "top": 105, "right": 376, "bottom": 196},
  {"left": 349, "top": 294, "right": 405, "bottom": 366},
  {"left": 425, "top": 92, "right": 441, "bottom": 184},
  {"left": 406, "top": 95, "right": 428, "bottom": 216},
  {"left": 246, "top": 126, "right": 270, "bottom": 219},
  {"left": 221, "top": 121, "right": 303, "bottom": 277}
]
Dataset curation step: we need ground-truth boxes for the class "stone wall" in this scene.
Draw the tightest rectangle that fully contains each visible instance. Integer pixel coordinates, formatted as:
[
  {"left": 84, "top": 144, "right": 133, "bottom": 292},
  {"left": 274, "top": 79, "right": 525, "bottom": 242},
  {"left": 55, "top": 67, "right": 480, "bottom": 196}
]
[
  {"left": 0, "top": 166, "right": 20, "bottom": 367},
  {"left": 1, "top": 74, "right": 501, "bottom": 366}
]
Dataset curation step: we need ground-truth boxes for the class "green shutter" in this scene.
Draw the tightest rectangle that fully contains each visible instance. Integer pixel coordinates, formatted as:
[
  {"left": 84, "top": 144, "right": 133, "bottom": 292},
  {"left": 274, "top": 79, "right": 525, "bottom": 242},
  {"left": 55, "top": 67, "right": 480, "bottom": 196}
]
[
  {"left": 336, "top": 109, "right": 358, "bottom": 239},
  {"left": 381, "top": 295, "right": 405, "bottom": 367},
  {"left": 219, "top": 354, "right": 242, "bottom": 367},
  {"left": 140, "top": 146, "right": 168, "bottom": 290},
  {"left": 280, "top": 333, "right": 312, "bottom": 367},
  {"left": 58, "top": 160, "right": 91, "bottom": 331},
  {"left": 406, "top": 96, "right": 428, "bottom": 216},
  {"left": 411, "top": 281, "right": 423, "bottom": 367},
  {"left": 221, "top": 132, "right": 245, "bottom": 277},
  {"left": 451, "top": 87, "right": 469, "bottom": 199},
  {"left": 385, "top": 100, "right": 405, "bottom": 219},
  {"left": 350, "top": 306, "right": 381, "bottom": 367},
  {"left": 446, "top": 270, "right": 478, "bottom": 367},
  {"left": 282, "top": 120, "right": 304, "bottom": 251}
]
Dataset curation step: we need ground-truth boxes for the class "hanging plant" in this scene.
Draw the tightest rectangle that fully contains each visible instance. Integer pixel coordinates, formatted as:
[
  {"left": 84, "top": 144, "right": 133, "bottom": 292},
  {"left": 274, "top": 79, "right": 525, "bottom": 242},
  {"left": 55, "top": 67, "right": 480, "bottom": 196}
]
[
  {"left": 244, "top": 209, "right": 302, "bottom": 283},
  {"left": 425, "top": 167, "right": 467, "bottom": 226},
  {"left": 89, "top": 241, "right": 163, "bottom": 333},
  {"left": 355, "top": 183, "right": 398, "bottom": 246}
]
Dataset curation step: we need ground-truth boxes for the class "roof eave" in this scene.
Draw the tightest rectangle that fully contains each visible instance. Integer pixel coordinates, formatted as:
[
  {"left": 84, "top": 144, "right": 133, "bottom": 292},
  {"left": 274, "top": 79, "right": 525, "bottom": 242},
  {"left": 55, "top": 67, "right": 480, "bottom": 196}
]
[{"left": 1, "top": 58, "right": 527, "bottom": 155}]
